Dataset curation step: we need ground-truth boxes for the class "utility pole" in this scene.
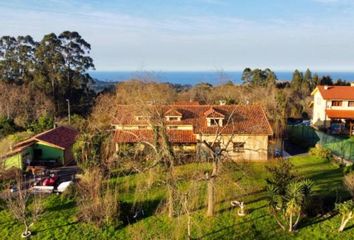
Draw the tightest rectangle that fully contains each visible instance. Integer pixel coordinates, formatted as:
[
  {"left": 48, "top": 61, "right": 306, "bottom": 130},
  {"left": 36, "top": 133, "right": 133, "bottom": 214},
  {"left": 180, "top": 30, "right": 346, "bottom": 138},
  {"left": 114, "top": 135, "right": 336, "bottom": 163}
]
[{"left": 66, "top": 99, "right": 71, "bottom": 125}]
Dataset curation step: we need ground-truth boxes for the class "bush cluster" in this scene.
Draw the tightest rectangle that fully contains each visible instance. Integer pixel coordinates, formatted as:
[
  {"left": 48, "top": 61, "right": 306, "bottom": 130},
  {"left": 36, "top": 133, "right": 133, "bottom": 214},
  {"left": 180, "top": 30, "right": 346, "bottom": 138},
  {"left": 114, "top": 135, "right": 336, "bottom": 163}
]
[{"left": 309, "top": 145, "right": 332, "bottom": 161}]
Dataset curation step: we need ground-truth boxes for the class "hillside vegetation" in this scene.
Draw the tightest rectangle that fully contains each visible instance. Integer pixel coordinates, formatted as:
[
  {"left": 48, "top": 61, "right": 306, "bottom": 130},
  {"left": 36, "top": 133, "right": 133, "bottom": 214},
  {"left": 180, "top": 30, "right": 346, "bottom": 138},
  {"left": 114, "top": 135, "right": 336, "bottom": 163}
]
[{"left": 0, "top": 156, "right": 350, "bottom": 239}]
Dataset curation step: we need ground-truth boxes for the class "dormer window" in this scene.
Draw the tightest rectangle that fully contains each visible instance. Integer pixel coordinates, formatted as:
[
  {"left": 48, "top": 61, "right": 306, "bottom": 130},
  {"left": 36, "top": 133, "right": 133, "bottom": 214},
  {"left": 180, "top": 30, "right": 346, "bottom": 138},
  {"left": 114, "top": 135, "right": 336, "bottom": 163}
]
[
  {"left": 136, "top": 116, "right": 150, "bottom": 121},
  {"left": 208, "top": 118, "right": 223, "bottom": 127},
  {"left": 167, "top": 116, "right": 181, "bottom": 121},
  {"left": 165, "top": 108, "right": 183, "bottom": 121},
  {"left": 204, "top": 107, "right": 225, "bottom": 127},
  {"left": 210, "top": 119, "right": 220, "bottom": 126}
]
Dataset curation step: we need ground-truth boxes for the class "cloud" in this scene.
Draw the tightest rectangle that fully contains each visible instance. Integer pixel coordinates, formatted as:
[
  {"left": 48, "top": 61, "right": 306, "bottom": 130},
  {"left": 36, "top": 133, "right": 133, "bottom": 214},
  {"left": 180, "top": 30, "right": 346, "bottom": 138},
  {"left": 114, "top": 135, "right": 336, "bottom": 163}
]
[{"left": 1, "top": 1, "right": 354, "bottom": 71}]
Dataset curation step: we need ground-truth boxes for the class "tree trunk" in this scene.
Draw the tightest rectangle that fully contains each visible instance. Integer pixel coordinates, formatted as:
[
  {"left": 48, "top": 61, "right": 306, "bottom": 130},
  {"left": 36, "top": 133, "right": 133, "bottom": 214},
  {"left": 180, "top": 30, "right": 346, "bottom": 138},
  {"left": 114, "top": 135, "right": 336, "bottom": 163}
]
[
  {"left": 293, "top": 213, "right": 301, "bottom": 230},
  {"left": 167, "top": 184, "right": 174, "bottom": 218},
  {"left": 187, "top": 212, "right": 191, "bottom": 240},
  {"left": 339, "top": 212, "right": 353, "bottom": 232},
  {"left": 24, "top": 220, "right": 29, "bottom": 235},
  {"left": 289, "top": 212, "right": 293, "bottom": 232},
  {"left": 272, "top": 210, "right": 285, "bottom": 231},
  {"left": 207, "top": 176, "right": 215, "bottom": 217},
  {"left": 207, "top": 159, "right": 218, "bottom": 217}
]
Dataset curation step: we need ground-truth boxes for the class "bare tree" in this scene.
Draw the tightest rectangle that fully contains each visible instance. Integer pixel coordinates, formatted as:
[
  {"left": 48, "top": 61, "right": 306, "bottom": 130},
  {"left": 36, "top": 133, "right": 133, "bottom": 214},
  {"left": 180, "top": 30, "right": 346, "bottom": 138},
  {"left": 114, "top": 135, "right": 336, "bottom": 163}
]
[
  {"left": 0, "top": 82, "right": 54, "bottom": 127},
  {"left": 76, "top": 166, "right": 119, "bottom": 227},
  {"left": 199, "top": 108, "right": 242, "bottom": 217},
  {"left": 4, "top": 174, "right": 43, "bottom": 238}
]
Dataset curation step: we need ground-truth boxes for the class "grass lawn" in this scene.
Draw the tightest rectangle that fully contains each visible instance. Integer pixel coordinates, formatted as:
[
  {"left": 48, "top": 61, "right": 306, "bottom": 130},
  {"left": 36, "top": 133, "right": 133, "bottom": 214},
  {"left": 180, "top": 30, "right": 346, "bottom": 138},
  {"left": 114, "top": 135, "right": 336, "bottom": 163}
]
[{"left": 0, "top": 156, "right": 352, "bottom": 240}]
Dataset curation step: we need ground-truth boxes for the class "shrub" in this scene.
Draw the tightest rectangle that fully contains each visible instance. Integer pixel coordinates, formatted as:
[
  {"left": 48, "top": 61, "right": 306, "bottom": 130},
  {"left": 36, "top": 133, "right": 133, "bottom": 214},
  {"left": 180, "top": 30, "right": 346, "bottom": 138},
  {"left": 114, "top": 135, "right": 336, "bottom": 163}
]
[
  {"left": 343, "top": 165, "right": 354, "bottom": 175},
  {"left": 344, "top": 172, "right": 354, "bottom": 198},
  {"left": 0, "top": 117, "right": 18, "bottom": 138},
  {"left": 266, "top": 160, "right": 295, "bottom": 195},
  {"left": 77, "top": 167, "right": 119, "bottom": 227},
  {"left": 309, "top": 145, "right": 332, "bottom": 160},
  {"left": 28, "top": 115, "right": 53, "bottom": 134},
  {"left": 0, "top": 168, "right": 20, "bottom": 191}
]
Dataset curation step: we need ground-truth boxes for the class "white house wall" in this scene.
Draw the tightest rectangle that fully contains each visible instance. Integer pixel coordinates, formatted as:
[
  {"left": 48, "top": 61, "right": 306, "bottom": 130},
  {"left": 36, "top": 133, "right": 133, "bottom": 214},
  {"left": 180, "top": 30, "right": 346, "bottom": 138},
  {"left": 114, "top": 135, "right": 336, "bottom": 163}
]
[
  {"left": 198, "top": 134, "right": 269, "bottom": 161},
  {"left": 312, "top": 91, "right": 328, "bottom": 126}
]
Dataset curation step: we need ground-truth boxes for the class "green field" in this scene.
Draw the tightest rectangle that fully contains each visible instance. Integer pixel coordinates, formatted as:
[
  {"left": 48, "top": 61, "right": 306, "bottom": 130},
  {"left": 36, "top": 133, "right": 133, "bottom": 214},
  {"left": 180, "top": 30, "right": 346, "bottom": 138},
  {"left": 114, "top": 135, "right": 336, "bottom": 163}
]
[{"left": 0, "top": 156, "right": 352, "bottom": 240}]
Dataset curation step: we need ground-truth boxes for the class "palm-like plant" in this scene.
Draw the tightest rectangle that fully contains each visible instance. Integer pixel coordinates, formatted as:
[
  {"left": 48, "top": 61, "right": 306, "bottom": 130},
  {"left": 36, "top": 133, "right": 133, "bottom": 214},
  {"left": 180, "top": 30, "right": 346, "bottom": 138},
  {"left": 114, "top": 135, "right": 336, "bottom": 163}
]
[{"left": 268, "top": 179, "right": 313, "bottom": 232}]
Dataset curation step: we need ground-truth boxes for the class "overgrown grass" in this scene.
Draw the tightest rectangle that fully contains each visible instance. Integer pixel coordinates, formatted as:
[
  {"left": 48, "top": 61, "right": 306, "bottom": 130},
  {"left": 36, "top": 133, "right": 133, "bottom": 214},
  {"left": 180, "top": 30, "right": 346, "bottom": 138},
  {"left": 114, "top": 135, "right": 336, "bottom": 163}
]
[{"left": 0, "top": 156, "right": 352, "bottom": 239}]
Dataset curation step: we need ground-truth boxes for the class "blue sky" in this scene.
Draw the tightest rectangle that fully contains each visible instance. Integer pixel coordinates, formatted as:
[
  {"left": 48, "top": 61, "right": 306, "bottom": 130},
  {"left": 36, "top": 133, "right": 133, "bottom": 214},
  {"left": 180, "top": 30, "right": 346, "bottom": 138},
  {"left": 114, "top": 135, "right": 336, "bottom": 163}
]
[{"left": 1, "top": 0, "right": 354, "bottom": 71}]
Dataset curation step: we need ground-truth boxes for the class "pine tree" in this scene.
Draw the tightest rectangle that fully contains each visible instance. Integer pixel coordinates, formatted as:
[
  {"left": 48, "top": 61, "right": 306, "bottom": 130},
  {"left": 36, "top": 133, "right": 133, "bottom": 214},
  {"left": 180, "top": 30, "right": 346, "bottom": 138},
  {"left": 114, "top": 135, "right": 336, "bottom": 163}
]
[{"left": 290, "top": 70, "right": 303, "bottom": 91}]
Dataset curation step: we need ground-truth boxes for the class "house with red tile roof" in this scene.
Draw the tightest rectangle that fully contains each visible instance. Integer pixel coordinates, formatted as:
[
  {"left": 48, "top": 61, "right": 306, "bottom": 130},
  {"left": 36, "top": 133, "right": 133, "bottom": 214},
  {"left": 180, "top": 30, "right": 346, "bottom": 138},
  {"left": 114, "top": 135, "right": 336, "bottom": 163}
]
[
  {"left": 1, "top": 126, "right": 78, "bottom": 169},
  {"left": 113, "top": 103, "right": 273, "bottom": 160},
  {"left": 311, "top": 84, "right": 354, "bottom": 134}
]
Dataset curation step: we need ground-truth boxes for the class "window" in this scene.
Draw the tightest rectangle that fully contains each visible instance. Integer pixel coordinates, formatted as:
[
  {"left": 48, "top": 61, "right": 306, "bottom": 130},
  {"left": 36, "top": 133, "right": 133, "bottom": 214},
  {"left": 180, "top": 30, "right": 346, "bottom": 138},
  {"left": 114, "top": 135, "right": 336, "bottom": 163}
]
[
  {"left": 332, "top": 101, "right": 343, "bottom": 107},
  {"left": 233, "top": 142, "right": 245, "bottom": 153},
  {"left": 138, "top": 126, "right": 147, "bottom": 129},
  {"left": 210, "top": 119, "right": 219, "bottom": 126},
  {"left": 168, "top": 117, "right": 179, "bottom": 121},
  {"left": 136, "top": 116, "right": 149, "bottom": 121},
  {"left": 168, "top": 126, "right": 178, "bottom": 130},
  {"left": 349, "top": 101, "right": 354, "bottom": 107}
]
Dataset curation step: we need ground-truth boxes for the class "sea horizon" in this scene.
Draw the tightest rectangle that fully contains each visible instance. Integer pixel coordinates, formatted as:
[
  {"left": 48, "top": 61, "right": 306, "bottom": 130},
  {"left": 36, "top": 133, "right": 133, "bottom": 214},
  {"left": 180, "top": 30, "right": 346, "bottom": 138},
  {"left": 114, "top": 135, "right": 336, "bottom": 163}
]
[{"left": 90, "top": 70, "right": 354, "bottom": 85}]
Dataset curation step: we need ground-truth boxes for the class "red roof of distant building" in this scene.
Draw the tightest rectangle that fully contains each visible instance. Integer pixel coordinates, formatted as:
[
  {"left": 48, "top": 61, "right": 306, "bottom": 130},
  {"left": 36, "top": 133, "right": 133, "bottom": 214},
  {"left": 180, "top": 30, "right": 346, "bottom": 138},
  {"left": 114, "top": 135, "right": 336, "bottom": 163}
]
[
  {"left": 316, "top": 85, "right": 354, "bottom": 100},
  {"left": 326, "top": 109, "right": 354, "bottom": 119},
  {"left": 2, "top": 126, "right": 79, "bottom": 159},
  {"left": 14, "top": 126, "right": 78, "bottom": 149},
  {"left": 34, "top": 126, "right": 78, "bottom": 149}
]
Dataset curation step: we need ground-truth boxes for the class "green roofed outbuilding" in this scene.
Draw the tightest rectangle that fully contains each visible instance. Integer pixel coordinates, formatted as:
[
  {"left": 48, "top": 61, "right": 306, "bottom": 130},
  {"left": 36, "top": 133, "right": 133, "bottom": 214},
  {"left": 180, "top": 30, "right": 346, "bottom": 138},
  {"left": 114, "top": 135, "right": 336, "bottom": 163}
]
[{"left": 0, "top": 126, "right": 78, "bottom": 170}]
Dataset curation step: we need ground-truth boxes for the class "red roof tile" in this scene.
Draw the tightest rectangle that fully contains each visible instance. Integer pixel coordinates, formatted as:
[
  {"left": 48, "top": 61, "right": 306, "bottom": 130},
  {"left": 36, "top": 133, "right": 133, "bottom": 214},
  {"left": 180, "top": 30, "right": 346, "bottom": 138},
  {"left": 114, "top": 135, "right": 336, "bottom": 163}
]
[
  {"left": 204, "top": 107, "right": 225, "bottom": 118},
  {"left": 326, "top": 109, "right": 354, "bottom": 119},
  {"left": 113, "top": 104, "right": 273, "bottom": 144},
  {"left": 316, "top": 85, "right": 354, "bottom": 100},
  {"left": 13, "top": 126, "right": 79, "bottom": 150},
  {"left": 165, "top": 108, "right": 183, "bottom": 116},
  {"left": 115, "top": 130, "right": 196, "bottom": 143},
  {"left": 34, "top": 126, "right": 78, "bottom": 149},
  {"left": 173, "top": 101, "right": 200, "bottom": 106},
  {"left": 1, "top": 141, "right": 35, "bottom": 159},
  {"left": 2, "top": 126, "right": 79, "bottom": 159}
]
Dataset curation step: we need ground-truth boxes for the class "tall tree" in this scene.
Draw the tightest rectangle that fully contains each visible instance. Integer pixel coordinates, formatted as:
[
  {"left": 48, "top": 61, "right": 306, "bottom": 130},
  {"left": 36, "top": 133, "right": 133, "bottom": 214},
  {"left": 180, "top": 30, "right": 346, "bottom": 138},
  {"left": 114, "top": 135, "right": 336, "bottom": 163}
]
[
  {"left": 303, "top": 68, "right": 313, "bottom": 91},
  {"left": 0, "top": 35, "right": 37, "bottom": 85},
  {"left": 33, "top": 33, "right": 64, "bottom": 113},
  {"left": 33, "top": 31, "right": 95, "bottom": 115},
  {"left": 313, "top": 73, "right": 319, "bottom": 86},
  {"left": 241, "top": 68, "right": 277, "bottom": 87},
  {"left": 290, "top": 69, "right": 304, "bottom": 91},
  {"left": 58, "top": 31, "right": 95, "bottom": 98},
  {"left": 319, "top": 75, "right": 333, "bottom": 85},
  {"left": 241, "top": 67, "right": 252, "bottom": 85}
]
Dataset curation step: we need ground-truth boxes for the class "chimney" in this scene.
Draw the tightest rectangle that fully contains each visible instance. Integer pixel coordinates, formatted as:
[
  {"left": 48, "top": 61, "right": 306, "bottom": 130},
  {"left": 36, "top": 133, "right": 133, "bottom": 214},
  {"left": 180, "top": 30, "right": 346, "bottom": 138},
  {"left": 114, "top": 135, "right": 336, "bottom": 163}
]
[{"left": 324, "top": 85, "right": 329, "bottom": 90}]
